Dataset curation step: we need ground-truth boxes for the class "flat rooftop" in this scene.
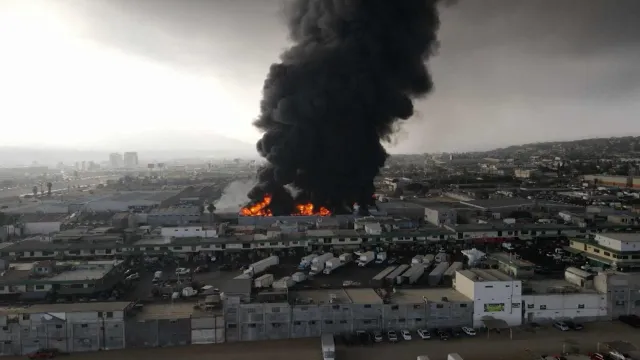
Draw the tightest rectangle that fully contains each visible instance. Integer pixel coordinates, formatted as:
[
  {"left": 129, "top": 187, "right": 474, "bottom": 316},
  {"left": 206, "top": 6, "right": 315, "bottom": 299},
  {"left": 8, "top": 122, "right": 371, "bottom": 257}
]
[
  {"left": 294, "top": 289, "right": 354, "bottom": 305},
  {"left": 457, "top": 269, "right": 513, "bottom": 282},
  {"left": 599, "top": 233, "right": 640, "bottom": 242},
  {"left": 0, "top": 260, "right": 120, "bottom": 284},
  {"left": 0, "top": 301, "right": 132, "bottom": 315},
  {"left": 134, "top": 303, "right": 207, "bottom": 320},
  {"left": 390, "top": 288, "right": 471, "bottom": 304},
  {"left": 526, "top": 279, "right": 595, "bottom": 294}
]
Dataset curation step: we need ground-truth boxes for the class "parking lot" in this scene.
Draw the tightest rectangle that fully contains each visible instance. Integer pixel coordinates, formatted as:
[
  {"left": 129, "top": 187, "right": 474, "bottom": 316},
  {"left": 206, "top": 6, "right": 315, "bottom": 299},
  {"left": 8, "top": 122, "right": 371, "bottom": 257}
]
[{"left": 14, "top": 321, "right": 640, "bottom": 360}]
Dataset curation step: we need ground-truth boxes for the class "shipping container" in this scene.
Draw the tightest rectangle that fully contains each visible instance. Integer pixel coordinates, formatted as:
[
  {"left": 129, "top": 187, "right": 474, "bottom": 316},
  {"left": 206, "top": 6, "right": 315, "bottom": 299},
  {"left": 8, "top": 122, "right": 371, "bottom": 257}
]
[
  {"left": 370, "top": 266, "right": 397, "bottom": 288},
  {"left": 292, "top": 272, "right": 307, "bottom": 283},
  {"left": 403, "top": 264, "right": 425, "bottom": 284},
  {"left": 428, "top": 262, "right": 450, "bottom": 286}
]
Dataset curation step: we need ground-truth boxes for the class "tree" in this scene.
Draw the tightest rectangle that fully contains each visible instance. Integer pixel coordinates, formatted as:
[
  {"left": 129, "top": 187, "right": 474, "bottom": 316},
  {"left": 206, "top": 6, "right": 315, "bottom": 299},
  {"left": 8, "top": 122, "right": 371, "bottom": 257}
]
[
  {"left": 32, "top": 186, "right": 38, "bottom": 198},
  {"left": 46, "top": 182, "right": 52, "bottom": 196},
  {"left": 206, "top": 203, "right": 216, "bottom": 225}
]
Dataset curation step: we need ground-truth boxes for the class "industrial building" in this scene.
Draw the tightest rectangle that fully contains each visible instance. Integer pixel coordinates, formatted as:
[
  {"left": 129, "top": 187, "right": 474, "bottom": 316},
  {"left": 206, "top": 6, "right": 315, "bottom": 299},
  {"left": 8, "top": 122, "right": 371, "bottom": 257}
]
[
  {"left": 146, "top": 206, "right": 202, "bottom": 226},
  {"left": 67, "top": 190, "right": 181, "bottom": 212},
  {"left": 454, "top": 269, "right": 523, "bottom": 327},
  {"left": 223, "top": 287, "right": 473, "bottom": 342},
  {"left": 568, "top": 233, "right": 640, "bottom": 269},
  {"left": 0, "top": 260, "right": 124, "bottom": 299},
  {"left": 582, "top": 175, "right": 640, "bottom": 189},
  {"left": 424, "top": 206, "right": 457, "bottom": 226},
  {"left": 19, "top": 213, "right": 68, "bottom": 236}
]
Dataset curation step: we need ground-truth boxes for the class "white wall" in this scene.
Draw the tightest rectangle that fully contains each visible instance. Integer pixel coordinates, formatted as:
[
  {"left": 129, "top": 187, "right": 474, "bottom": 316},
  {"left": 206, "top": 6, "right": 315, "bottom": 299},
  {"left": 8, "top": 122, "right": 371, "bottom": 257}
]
[
  {"left": 161, "top": 226, "right": 217, "bottom": 238},
  {"left": 471, "top": 280, "right": 523, "bottom": 327},
  {"left": 594, "top": 234, "right": 639, "bottom": 252},
  {"left": 522, "top": 293, "right": 607, "bottom": 321},
  {"left": 23, "top": 222, "right": 61, "bottom": 235}
]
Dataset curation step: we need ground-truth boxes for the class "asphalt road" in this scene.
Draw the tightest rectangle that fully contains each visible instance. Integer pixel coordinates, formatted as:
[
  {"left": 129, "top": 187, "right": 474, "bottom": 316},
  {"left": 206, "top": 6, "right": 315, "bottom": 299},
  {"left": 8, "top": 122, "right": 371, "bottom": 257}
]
[{"left": 12, "top": 321, "right": 640, "bottom": 360}]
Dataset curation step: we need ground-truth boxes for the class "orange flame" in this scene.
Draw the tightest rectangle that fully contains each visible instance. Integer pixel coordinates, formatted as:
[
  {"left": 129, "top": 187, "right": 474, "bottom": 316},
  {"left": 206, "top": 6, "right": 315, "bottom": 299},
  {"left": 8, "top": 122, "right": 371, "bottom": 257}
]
[{"left": 240, "top": 194, "right": 331, "bottom": 216}]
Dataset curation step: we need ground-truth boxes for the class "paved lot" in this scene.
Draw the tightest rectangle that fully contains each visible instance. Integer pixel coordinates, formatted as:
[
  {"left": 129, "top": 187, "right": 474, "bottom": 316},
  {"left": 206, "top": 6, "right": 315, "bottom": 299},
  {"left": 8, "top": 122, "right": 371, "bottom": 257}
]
[{"left": 12, "top": 321, "right": 640, "bottom": 360}]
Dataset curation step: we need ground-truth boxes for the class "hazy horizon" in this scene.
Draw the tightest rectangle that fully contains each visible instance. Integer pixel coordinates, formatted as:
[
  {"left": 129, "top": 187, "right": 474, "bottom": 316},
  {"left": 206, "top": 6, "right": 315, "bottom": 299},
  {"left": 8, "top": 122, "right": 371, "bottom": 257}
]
[{"left": 2, "top": 0, "right": 640, "bottom": 158}]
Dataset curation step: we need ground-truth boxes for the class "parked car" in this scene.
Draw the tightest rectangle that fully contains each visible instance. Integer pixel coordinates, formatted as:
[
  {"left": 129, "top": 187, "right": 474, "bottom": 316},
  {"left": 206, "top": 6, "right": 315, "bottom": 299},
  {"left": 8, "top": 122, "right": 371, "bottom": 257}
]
[
  {"left": 373, "top": 331, "right": 383, "bottom": 343},
  {"left": 175, "top": 268, "right": 191, "bottom": 276},
  {"left": 436, "top": 330, "right": 449, "bottom": 341},
  {"left": 564, "top": 320, "right": 584, "bottom": 330},
  {"left": 553, "top": 321, "right": 570, "bottom": 331},
  {"left": 462, "top": 327, "right": 476, "bottom": 336},
  {"left": 417, "top": 329, "right": 431, "bottom": 340},
  {"left": 401, "top": 329, "right": 412, "bottom": 341},
  {"left": 387, "top": 330, "right": 398, "bottom": 342},
  {"left": 125, "top": 273, "right": 140, "bottom": 281}
]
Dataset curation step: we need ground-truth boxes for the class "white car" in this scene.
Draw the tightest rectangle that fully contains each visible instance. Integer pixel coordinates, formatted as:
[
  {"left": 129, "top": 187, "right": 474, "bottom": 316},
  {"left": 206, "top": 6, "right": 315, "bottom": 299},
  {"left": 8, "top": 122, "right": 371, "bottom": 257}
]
[
  {"left": 461, "top": 327, "right": 476, "bottom": 336},
  {"left": 401, "top": 329, "right": 412, "bottom": 341},
  {"left": 417, "top": 329, "right": 431, "bottom": 340},
  {"left": 125, "top": 273, "right": 140, "bottom": 281},
  {"left": 175, "top": 268, "right": 191, "bottom": 276}
]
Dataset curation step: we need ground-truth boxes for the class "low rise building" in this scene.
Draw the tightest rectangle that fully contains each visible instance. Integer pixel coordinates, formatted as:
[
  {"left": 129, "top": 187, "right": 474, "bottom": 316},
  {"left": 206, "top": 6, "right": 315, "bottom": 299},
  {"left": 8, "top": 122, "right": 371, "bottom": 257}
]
[
  {"left": 594, "top": 270, "right": 640, "bottom": 318},
  {"left": 521, "top": 279, "right": 607, "bottom": 323},
  {"left": 0, "top": 260, "right": 124, "bottom": 300},
  {"left": 454, "top": 269, "right": 523, "bottom": 327},
  {"left": 20, "top": 214, "right": 67, "bottom": 235},
  {"left": 568, "top": 233, "right": 640, "bottom": 270},
  {"left": 0, "top": 302, "right": 131, "bottom": 355},
  {"left": 490, "top": 252, "right": 535, "bottom": 278},
  {"left": 424, "top": 206, "right": 457, "bottom": 226},
  {"left": 147, "top": 206, "right": 202, "bottom": 226}
]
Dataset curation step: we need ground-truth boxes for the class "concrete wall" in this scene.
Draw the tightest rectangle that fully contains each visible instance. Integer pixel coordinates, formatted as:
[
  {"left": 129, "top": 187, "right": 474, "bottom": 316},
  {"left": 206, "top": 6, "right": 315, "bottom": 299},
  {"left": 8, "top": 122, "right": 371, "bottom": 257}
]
[
  {"left": 595, "top": 272, "right": 640, "bottom": 318},
  {"left": 225, "top": 300, "right": 473, "bottom": 342},
  {"left": 191, "top": 316, "right": 225, "bottom": 344},
  {"left": 522, "top": 293, "right": 607, "bottom": 322},
  {"left": 0, "top": 318, "right": 126, "bottom": 356}
]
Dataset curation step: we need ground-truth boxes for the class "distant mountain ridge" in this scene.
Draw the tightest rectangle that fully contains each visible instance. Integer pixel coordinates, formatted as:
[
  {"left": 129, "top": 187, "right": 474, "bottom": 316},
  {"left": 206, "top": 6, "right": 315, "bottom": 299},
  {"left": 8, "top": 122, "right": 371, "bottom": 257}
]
[{"left": 468, "top": 136, "right": 640, "bottom": 159}]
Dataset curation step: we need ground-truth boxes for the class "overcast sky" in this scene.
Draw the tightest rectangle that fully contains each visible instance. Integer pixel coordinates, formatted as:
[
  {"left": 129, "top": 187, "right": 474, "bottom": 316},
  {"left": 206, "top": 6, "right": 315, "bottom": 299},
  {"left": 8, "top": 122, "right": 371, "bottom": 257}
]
[{"left": 1, "top": 0, "right": 639, "bottom": 154}]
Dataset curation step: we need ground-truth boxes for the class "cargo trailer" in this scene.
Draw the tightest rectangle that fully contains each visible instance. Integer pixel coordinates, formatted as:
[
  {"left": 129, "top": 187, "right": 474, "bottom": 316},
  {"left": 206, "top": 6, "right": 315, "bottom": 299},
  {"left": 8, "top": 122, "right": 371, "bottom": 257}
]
[
  {"left": 273, "top": 276, "right": 295, "bottom": 289},
  {"left": 370, "top": 266, "right": 397, "bottom": 288},
  {"left": 339, "top": 253, "right": 353, "bottom": 263},
  {"left": 292, "top": 272, "right": 307, "bottom": 283},
  {"left": 423, "top": 254, "right": 435, "bottom": 269},
  {"left": 442, "top": 262, "right": 463, "bottom": 287},
  {"left": 411, "top": 255, "right": 424, "bottom": 265},
  {"left": 244, "top": 256, "right": 279, "bottom": 277},
  {"left": 386, "top": 264, "right": 409, "bottom": 284},
  {"left": 402, "top": 264, "right": 425, "bottom": 284},
  {"left": 254, "top": 274, "right": 274, "bottom": 288},
  {"left": 428, "top": 262, "right": 450, "bottom": 286},
  {"left": 323, "top": 257, "right": 344, "bottom": 274},
  {"left": 358, "top": 251, "right": 376, "bottom": 267}
]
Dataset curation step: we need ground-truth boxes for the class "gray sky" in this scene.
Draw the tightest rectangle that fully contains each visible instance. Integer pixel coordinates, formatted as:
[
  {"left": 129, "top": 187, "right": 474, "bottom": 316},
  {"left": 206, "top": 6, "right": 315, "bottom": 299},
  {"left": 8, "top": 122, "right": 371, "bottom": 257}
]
[{"left": 3, "top": 0, "right": 640, "bottom": 154}]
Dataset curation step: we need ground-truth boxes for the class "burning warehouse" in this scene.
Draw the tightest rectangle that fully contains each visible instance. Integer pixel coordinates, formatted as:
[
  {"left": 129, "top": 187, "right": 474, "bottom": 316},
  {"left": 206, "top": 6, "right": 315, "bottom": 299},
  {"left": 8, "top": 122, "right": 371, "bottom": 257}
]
[{"left": 241, "top": 0, "right": 442, "bottom": 217}]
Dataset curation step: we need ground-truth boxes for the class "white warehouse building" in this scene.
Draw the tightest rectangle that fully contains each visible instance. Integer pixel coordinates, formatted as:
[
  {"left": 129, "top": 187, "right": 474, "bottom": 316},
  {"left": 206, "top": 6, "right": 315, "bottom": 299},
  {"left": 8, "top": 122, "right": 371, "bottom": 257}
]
[
  {"left": 455, "top": 268, "right": 608, "bottom": 327},
  {"left": 454, "top": 269, "right": 523, "bottom": 327}
]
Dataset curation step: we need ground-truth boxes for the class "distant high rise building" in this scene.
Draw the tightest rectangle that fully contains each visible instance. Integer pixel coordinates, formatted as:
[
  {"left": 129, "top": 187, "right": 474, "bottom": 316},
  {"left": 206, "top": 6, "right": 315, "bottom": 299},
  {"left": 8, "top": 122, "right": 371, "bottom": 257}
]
[
  {"left": 123, "top": 152, "right": 139, "bottom": 168},
  {"left": 109, "top": 153, "right": 123, "bottom": 168}
]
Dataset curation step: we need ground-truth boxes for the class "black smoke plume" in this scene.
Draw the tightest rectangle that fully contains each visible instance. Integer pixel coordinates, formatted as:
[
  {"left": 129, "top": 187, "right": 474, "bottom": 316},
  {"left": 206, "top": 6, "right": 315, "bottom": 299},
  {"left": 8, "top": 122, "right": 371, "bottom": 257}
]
[{"left": 248, "top": 0, "right": 442, "bottom": 216}]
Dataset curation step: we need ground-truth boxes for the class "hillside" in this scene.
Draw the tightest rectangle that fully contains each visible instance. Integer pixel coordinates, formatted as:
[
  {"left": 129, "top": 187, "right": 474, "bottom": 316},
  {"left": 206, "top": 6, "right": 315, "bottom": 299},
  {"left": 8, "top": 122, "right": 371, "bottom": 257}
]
[{"left": 465, "top": 136, "right": 640, "bottom": 160}]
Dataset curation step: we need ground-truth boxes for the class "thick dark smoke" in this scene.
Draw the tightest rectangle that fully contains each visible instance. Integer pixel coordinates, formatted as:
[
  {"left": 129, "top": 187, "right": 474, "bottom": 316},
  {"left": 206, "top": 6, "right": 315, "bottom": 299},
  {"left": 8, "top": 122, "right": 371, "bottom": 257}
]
[{"left": 248, "top": 0, "right": 442, "bottom": 215}]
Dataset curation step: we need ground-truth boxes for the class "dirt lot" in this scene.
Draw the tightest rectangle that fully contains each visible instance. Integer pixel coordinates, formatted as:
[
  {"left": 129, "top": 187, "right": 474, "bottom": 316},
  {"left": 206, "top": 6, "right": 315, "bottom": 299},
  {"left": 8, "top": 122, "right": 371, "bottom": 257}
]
[{"left": 10, "top": 321, "right": 640, "bottom": 360}]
